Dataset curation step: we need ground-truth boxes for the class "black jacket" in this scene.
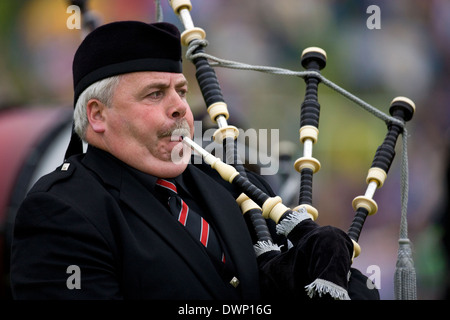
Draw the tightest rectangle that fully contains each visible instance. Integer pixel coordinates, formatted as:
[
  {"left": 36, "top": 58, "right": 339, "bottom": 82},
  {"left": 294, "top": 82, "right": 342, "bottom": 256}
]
[
  {"left": 10, "top": 146, "right": 379, "bottom": 300},
  {"left": 10, "top": 146, "right": 275, "bottom": 299}
]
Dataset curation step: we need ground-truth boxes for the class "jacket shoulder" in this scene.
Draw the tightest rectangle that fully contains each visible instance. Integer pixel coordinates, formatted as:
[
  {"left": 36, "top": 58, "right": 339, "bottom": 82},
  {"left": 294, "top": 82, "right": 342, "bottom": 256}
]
[
  {"left": 28, "top": 155, "right": 96, "bottom": 195},
  {"left": 30, "top": 161, "right": 76, "bottom": 192}
]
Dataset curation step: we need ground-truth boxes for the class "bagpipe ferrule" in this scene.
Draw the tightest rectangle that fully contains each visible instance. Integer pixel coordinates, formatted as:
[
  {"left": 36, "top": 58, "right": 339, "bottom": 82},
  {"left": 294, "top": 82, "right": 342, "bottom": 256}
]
[
  {"left": 213, "top": 125, "right": 239, "bottom": 143},
  {"left": 207, "top": 101, "right": 230, "bottom": 122},
  {"left": 390, "top": 96, "right": 415, "bottom": 122},
  {"left": 351, "top": 239, "right": 361, "bottom": 259},
  {"left": 261, "top": 196, "right": 285, "bottom": 222},
  {"left": 210, "top": 158, "right": 239, "bottom": 183},
  {"left": 168, "top": 0, "right": 192, "bottom": 13},
  {"left": 299, "top": 125, "right": 319, "bottom": 144},
  {"left": 352, "top": 195, "right": 378, "bottom": 216},
  {"left": 301, "top": 47, "right": 328, "bottom": 66},
  {"left": 236, "top": 193, "right": 260, "bottom": 214},
  {"left": 294, "top": 156, "right": 321, "bottom": 173},
  {"left": 366, "top": 167, "right": 387, "bottom": 188},
  {"left": 169, "top": 0, "right": 206, "bottom": 46},
  {"left": 181, "top": 27, "right": 206, "bottom": 46}
]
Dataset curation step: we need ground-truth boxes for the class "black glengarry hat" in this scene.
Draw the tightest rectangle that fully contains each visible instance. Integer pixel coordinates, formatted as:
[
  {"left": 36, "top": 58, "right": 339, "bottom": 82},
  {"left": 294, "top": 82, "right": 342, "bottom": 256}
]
[
  {"left": 73, "top": 21, "right": 182, "bottom": 106},
  {"left": 65, "top": 21, "right": 182, "bottom": 159}
]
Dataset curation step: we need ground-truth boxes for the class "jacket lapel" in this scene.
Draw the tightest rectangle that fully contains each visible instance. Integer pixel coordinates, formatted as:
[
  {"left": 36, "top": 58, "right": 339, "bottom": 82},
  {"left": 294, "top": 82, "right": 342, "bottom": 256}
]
[{"left": 186, "top": 165, "right": 261, "bottom": 299}]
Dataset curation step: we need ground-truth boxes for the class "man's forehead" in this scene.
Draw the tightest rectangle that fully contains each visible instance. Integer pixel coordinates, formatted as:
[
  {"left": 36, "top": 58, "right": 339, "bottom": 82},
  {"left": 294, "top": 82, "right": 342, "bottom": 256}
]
[{"left": 120, "top": 71, "right": 187, "bottom": 86}]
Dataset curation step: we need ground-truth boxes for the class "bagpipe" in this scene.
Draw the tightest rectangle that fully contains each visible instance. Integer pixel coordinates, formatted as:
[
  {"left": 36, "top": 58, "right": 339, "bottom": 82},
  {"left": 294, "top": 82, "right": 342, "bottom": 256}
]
[
  {"left": 164, "top": 0, "right": 416, "bottom": 300},
  {"left": 74, "top": 0, "right": 417, "bottom": 300}
]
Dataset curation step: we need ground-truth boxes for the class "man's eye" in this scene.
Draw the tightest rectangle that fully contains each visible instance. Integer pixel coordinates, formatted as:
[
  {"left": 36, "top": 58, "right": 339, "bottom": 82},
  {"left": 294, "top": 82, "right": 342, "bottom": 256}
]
[
  {"left": 148, "top": 91, "right": 163, "bottom": 99},
  {"left": 178, "top": 89, "right": 188, "bottom": 97}
]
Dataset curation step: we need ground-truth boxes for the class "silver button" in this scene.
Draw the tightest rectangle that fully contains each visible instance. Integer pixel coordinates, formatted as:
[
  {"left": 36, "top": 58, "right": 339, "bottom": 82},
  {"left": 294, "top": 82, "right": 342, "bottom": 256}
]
[{"left": 229, "top": 276, "right": 240, "bottom": 288}]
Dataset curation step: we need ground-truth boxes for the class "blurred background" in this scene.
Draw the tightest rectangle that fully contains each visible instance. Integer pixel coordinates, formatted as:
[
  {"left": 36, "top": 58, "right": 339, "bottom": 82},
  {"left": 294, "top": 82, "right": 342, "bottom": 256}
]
[{"left": 0, "top": 0, "right": 449, "bottom": 300}]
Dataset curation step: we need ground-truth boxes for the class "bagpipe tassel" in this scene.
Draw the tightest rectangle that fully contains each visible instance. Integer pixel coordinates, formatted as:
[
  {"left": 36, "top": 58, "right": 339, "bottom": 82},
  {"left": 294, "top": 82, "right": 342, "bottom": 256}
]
[
  {"left": 394, "top": 131, "right": 417, "bottom": 300},
  {"left": 394, "top": 238, "right": 417, "bottom": 300},
  {"left": 305, "top": 278, "right": 350, "bottom": 300},
  {"left": 253, "top": 240, "right": 281, "bottom": 257},
  {"left": 275, "top": 207, "right": 312, "bottom": 238}
]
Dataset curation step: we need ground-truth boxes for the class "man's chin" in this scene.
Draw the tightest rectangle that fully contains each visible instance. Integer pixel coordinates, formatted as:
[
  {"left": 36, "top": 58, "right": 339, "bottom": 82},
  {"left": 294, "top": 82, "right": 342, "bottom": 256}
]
[{"left": 158, "top": 161, "right": 189, "bottom": 178}]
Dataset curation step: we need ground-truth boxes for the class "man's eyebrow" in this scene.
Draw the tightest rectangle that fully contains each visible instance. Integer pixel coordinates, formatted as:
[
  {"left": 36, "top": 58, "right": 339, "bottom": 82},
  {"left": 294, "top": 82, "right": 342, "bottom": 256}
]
[
  {"left": 141, "top": 82, "right": 169, "bottom": 90},
  {"left": 135, "top": 82, "right": 168, "bottom": 98},
  {"left": 175, "top": 79, "right": 189, "bottom": 88},
  {"left": 138, "top": 79, "right": 188, "bottom": 92}
]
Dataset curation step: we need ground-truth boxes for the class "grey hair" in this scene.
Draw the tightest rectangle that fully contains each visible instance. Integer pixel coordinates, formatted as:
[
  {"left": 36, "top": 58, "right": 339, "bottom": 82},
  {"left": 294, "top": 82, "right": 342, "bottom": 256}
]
[{"left": 73, "top": 75, "right": 121, "bottom": 141}]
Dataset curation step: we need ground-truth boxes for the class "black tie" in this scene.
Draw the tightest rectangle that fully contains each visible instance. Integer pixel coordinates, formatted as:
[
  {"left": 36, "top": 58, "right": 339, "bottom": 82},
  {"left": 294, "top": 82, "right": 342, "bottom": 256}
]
[{"left": 156, "top": 178, "right": 225, "bottom": 263}]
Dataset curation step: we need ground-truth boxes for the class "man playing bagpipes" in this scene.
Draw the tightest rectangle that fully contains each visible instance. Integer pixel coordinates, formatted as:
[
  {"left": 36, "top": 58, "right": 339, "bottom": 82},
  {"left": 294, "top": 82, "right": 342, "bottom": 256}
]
[{"left": 10, "top": 20, "right": 379, "bottom": 300}]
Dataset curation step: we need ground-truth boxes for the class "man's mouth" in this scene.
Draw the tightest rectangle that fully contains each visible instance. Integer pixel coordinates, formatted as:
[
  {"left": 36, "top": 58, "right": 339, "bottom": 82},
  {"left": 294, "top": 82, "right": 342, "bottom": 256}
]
[
  {"left": 169, "top": 128, "right": 190, "bottom": 141},
  {"left": 158, "top": 120, "right": 191, "bottom": 141}
]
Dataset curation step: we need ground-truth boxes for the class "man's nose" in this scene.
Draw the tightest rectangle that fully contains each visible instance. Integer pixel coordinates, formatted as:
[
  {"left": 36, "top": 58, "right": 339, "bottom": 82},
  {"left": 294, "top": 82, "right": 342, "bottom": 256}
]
[{"left": 168, "top": 91, "right": 187, "bottom": 119}]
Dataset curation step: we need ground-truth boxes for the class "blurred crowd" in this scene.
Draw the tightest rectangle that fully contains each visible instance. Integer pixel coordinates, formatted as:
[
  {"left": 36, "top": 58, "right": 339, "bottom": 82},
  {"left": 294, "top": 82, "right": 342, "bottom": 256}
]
[{"left": 0, "top": 0, "right": 449, "bottom": 299}]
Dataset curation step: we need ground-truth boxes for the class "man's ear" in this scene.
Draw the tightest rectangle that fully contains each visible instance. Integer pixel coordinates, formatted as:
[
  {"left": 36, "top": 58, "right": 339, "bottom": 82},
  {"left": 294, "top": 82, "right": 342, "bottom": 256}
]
[{"left": 86, "top": 99, "right": 106, "bottom": 133}]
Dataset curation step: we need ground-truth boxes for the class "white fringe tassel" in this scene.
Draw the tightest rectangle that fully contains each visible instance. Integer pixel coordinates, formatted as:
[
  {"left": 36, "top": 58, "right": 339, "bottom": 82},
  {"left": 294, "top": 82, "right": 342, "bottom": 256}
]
[
  {"left": 253, "top": 240, "right": 281, "bottom": 257},
  {"left": 275, "top": 208, "right": 311, "bottom": 237},
  {"left": 305, "top": 278, "right": 350, "bottom": 300}
]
